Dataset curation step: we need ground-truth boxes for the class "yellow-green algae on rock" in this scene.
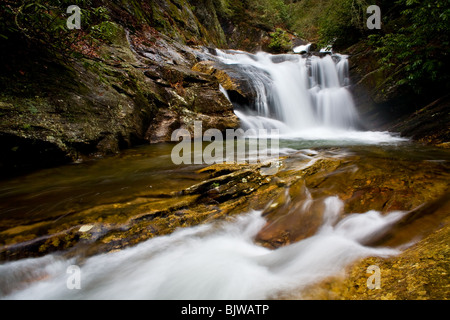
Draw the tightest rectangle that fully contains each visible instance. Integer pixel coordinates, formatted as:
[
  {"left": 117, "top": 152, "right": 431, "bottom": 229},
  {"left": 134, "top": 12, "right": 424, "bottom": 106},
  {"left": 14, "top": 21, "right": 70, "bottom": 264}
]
[{"left": 292, "top": 197, "right": 450, "bottom": 300}]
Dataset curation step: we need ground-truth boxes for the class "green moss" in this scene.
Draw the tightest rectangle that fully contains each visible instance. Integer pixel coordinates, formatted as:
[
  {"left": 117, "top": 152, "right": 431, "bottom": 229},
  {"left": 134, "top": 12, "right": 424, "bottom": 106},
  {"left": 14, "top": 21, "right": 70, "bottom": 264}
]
[
  {"left": 80, "top": 233, "right": 92, "bottom": 240},
  {"left": 268, "top": 28, "right": 292, "bottom": 53},
  {"left": 90, "top": 21, "right": 122, "bottom": 44},
  {"left": 211, "top": 182, "right": 220, "bottom": 188}
]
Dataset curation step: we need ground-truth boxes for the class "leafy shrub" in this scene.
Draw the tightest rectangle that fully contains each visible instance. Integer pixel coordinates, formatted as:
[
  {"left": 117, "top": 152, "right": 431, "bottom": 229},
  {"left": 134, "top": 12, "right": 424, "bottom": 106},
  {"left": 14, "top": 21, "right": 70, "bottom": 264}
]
[
  {"left": 250, "top": 0, "right": 292, "bottom": 29},
  {"left": 317, "top": 0, "right": 369, "bottom": 48},
  {"left": 268, "top": 28, "right": 292, "bottom": 53},
  {"left": 369, "top": 0, "right": 450, "bottom": 93},
  {"left": 0, "top": 0, "right": 113, "bottom": 60}
]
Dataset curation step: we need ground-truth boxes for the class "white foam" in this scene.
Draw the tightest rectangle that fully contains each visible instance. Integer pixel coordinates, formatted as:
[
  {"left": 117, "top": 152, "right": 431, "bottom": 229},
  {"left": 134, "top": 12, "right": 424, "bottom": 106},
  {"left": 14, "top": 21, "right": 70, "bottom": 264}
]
[
  {"left": 216, "top": 50, "right": 407, "bottom": 146},
  {"left": 1, "top": 197, "right": 406, "bottom": 300},
  {"left": 280, "top": 127, "right": 409, "bottom": 144},
  {"left": 293, "top": 44, "right": 311, "bottom": 54}
]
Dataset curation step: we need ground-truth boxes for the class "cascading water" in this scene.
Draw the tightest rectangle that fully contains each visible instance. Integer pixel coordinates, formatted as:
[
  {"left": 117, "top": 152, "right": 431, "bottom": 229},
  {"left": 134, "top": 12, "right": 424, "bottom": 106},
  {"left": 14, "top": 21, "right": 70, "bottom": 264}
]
[
  {"left": 0, "top": 48, "right": 413, "bottom": 301},
  {"left": 0, "top": 196, "right": 405, "bottom": 300},
  {"left": 214, "top": 49, "right": 360, "bottom": 134}
]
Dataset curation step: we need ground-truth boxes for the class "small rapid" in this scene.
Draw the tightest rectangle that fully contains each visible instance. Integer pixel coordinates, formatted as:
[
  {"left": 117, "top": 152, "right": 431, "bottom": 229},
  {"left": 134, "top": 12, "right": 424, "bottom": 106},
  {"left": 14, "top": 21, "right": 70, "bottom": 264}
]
[
  {"left": 0, "top": 196, "right": 405, "bottom": 300},
  {"left": 1, "top": 46, "right": 439, "bottom": 301}
]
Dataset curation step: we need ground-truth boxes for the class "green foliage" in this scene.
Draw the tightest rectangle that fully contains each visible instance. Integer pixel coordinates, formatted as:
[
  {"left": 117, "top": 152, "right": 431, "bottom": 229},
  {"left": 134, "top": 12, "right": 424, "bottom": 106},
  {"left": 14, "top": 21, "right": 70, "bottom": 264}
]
[
  {"left": 369, "top": 0, "right": 450, "bottom": 93},
  {"left": 214, "top": 0, "right": 234, "bottom": 18},
  {"left": 28, "top": 105, "right": 38, "bottom": 114},
  {"left": 286, "top": 0, "right": 449, "bottom": 95},
  {"left": 214, "top": 0, "right": 293, "bottom": 30},
  {"left": 268, "top": 28, "right": 292, "bottom": 53},
  {"left": 90, "top": 20, "right": 120, "bottom": 43},
  {"left": 0, "top": 0, "right": 113, "bottom": 60},
  {"left": 317, "top": 0, "right": 369, "bottom": 48},
  {"left": 287, "top": 0, "right": 369, "bottom": 45},
  {"left": 211, "top": 182, "right": 220, "bottom": 189},
  {"left": 288, "top": 0, "right": 327, "bottom": 41},
  {"left": 249, "top": 0, "right": 292, "bottom": 29}
]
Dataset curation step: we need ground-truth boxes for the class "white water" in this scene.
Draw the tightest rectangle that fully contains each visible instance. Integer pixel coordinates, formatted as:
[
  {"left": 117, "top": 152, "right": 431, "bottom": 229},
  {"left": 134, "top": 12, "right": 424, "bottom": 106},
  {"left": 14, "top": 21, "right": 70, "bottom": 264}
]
[
  {"left": 0, "top": 49, "right": 411, "bottom": 300},
  {"left": 0, "top": 197, "right": 406, "bottom": 300},
  {"left": 293, "top": 44, "right": 311, "bottom": 54},
  {"left": 214, "top": 49, "right": 405, "bottom": 144}
]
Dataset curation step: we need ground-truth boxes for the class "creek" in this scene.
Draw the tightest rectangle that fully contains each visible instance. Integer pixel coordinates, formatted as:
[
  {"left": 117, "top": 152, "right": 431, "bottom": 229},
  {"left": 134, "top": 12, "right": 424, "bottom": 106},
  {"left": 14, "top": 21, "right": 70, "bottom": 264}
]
[{"left": 0, "top": 49, "right": 448, "bottom": 299}]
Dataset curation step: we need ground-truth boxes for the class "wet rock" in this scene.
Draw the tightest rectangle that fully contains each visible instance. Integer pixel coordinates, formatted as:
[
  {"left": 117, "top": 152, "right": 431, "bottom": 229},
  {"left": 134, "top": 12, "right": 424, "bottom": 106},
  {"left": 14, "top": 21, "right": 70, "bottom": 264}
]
[
  {"left": 299, "top": 211, "right": 450, "bottom": 300},
  {"left": 145, "top": 109, "right": 181, "bottom": 143},
  {"left": 256, "top": 180, "right": 327, "bottom": 248},
  {"left": 192, "top": 60, "right": 259, "bottom": 107},
  {"left": 344, "top": 41, "right": 415, "bottom": 131},
  {"left": 0, "top": 21, "right": 242, "bottom": 175},
  {"left": 251, "top": 147, "right": 450, "bottom": 249},
  {"left": 145, "top": 86, "right": 240, "bottom": 144},
  {"left": 0, "top": 133, "right": 72, "bottom": 178},
  {"left": 0, "top": 160, "right": 269, "bottom": 260},
  {"left": 388, "top": 95, "right": 450, "bottom": 145},
  {"left": 1, "top": 144, "right": 449, "bottom": 272}
]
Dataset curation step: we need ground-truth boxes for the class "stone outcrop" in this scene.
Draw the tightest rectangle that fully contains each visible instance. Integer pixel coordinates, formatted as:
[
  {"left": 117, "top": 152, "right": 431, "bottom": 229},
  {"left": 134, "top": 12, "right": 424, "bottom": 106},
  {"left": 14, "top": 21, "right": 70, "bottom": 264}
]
[
  {"left": 346, "top": 41, "right": 449, "bottom": 147},
  {"left": 0, "top": 13, "right": 240, "bottom": 176},
  {"left": 192, "top": 60, "right": 257, "bottom": 106},
  {"left": 1, "top": 0, "right": 296, "bottom": 177},
  {"left": 388, "top": 95, "right": 450, "bottom": 147}
]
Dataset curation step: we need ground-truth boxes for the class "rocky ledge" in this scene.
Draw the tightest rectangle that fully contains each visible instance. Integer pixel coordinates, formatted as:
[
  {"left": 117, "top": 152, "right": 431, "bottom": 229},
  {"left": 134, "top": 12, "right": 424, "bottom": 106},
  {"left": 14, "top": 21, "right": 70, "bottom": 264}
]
[
  {"left": 0, "top": 23, "right": 239, "bottom": 178},
  {"left": 346, "top": 41, "right": 449, "bottom": 147}
]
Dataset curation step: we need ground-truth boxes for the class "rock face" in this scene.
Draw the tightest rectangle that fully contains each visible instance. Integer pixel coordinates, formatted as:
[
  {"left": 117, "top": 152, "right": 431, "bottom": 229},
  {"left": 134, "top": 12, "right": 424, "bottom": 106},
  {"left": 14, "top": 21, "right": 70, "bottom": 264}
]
[
  {"left": 0, "top": 0, "right": 319, "bottom": 176},
  {"left": 192, "top": 60, "right": 257, "bottom": 106},
  {"left": 346, "top": 41, "right": 449, "bottom": 146},
  {"left": 0, "top": 2, "right": 245, "bottom": 176},
  {"left": 388, "top": 95, "right": 450, "bottom": 146},
  {"left": 346, "top": 41, "right": 414, "bottom": 130},
  {"left": 107, "top": 0, "right": 227, "bottom": 48}
]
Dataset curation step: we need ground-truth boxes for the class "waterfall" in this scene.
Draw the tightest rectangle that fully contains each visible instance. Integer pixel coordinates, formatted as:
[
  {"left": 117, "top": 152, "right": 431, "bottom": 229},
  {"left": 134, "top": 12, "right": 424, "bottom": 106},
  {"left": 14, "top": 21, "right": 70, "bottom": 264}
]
[
  {"left": 214, "top": 50, "right": 360, "bottom": 135},
  {"left": 0, "top": 49, "right": 411, "bottom": 301}
]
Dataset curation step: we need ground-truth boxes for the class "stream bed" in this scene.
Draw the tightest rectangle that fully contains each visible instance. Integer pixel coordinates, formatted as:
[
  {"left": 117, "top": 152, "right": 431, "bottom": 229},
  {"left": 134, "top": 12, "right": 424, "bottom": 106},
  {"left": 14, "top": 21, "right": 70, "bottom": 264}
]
[{"left": 1, "top": 135, "right": 448, "bottom": 299}]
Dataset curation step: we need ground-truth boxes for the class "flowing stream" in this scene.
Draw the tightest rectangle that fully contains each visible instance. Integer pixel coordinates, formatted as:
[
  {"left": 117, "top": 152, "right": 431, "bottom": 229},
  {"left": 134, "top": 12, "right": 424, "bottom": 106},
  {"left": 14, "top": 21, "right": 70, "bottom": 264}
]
[
  {"left": 1, "top": 200, "right": 405, "bottom": 300},
  {"left": 0, "top": 49, "right": 449, "bottom": 300}
]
